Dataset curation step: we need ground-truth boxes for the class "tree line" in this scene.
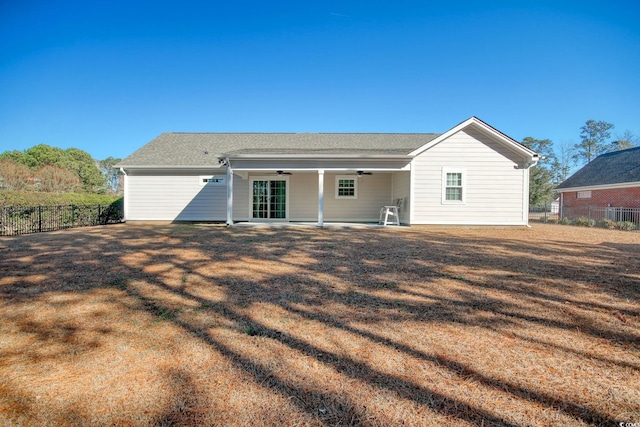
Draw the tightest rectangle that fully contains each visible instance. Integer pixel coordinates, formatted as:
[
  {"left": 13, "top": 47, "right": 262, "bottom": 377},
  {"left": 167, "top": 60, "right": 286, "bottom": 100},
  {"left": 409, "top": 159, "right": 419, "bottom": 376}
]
[
  {"left": 523, "top": 119, "right": 637, "bottom": 207},
  {"left": 0, "top": 145, "right": 121, "bottom": 194}
]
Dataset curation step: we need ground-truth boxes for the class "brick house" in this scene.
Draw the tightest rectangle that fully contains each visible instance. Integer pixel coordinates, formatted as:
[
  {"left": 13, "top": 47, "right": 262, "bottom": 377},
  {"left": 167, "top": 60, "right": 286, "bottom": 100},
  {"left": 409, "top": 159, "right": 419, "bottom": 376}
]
[{"left": 556, "top": 147, "right": 640, "bottom": 221}]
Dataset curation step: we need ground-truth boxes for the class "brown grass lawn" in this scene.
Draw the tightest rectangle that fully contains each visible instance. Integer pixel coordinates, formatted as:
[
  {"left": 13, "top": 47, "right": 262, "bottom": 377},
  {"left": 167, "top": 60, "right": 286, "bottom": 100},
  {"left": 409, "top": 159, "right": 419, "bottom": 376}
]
[{"left": 0, "top": 223, "right": 639, "bottom": 426}]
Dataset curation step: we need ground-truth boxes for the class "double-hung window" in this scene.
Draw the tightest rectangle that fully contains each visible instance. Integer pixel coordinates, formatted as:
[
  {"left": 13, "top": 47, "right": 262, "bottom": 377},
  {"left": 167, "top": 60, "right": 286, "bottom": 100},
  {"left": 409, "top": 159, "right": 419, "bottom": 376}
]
[
  {"left": 442, "top": 169, "right": 465, "bottom": 203},
  {"left": 336, "top": 176, "right": 357, "bottom": 199}
]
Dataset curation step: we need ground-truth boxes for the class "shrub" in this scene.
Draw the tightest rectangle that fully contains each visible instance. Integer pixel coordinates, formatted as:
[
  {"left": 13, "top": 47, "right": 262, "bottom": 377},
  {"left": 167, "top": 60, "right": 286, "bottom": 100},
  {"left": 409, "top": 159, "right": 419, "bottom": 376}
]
[
  {"left": 560, "top": 217, "right": 572, "bottom": 225},
  {"left": 0, "top": 191, "right": 120, "bottom": 207},
  {"left": 0, "top": 159, "right": 31, "bottom": 191},
  {"left": 38, "top": 165, "right": 81, "bottom": 192},
  {"left": 617, "top": 221, "right": 637, "bottom": 231},
  {"left": 573, "top": 216, "right": 595, "bottom": 227},
  {"left": 598, "top": 218, "right": 617, "bottom": 229}
]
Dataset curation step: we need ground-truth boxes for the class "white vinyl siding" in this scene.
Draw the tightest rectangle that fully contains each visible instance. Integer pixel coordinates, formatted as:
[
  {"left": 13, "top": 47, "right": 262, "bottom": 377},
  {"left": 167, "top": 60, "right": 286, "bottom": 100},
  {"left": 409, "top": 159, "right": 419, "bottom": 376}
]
[
  {"left": 125, "top": 169, "right": 250, "bottom": 221},
  {"left": 125, "top": 170, "right": 222, "bottom": 221},
  {"left": 287, "top": 173, "right": 318, "bottom": 221},
  {"left": 323, "top": 172, "right": 391, "bottom": 222},
  {"left": 124, "top": 169, "right": 393, "bottom": 223},
  {"left": 411, "top": 128, "right": 528, "bottom": 225}
]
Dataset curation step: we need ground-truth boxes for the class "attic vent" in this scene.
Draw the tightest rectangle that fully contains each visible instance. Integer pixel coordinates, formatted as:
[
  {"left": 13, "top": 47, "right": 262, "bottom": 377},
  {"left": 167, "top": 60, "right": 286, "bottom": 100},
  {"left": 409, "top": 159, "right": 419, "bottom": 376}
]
[
  {"left": 200, "top": 175, "right": 225, "bottom": 185},
  {"left": 577, "top": 191, "right": 592, "bottom": 199}
]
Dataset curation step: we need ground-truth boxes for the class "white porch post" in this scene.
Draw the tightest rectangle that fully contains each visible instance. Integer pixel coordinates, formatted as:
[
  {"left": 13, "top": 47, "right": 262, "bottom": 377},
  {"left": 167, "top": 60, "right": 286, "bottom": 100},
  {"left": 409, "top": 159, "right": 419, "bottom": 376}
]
[
  {"left": 317, "top": 169, "right": 324, "bottom": 227},
  {"left": 226, "top": 163, "right": 233, "bottom": 226}
]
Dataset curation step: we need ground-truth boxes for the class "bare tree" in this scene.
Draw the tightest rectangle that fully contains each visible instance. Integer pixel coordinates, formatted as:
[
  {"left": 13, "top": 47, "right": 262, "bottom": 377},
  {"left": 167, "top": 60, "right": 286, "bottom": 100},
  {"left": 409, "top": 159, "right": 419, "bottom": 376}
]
[
  {"left": 610, "top": 129, "right": 638, "bottom": 151},
  {"left": 556, "top": 140, "right": 577, "bottom": 182}
]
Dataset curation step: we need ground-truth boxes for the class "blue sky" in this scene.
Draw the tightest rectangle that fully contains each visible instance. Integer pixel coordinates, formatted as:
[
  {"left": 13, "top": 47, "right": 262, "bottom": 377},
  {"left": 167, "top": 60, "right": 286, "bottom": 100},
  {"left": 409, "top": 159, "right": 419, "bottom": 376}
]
[{"left": 1, "top": 0, "right": 639, "bottom": 161}]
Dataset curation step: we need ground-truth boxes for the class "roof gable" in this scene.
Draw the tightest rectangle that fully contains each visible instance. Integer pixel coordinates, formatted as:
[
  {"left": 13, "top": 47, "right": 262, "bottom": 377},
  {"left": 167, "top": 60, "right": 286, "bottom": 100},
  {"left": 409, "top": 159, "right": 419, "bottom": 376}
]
[
  {"left": 409, "top": 116, "right": 537, "bottom": 161},
  {"left": 557, "top": 146, "right": 640, "bottom": 190}
]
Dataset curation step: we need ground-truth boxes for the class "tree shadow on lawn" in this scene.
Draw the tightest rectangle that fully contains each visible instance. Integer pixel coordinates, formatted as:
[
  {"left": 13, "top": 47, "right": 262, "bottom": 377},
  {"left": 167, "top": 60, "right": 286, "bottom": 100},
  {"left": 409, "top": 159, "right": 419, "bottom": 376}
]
[
  {"left": 129, "top": 281, "right": 520, "bottom": 427},
  {"left": 1, "top": 224, "right": 638, "bottom": 426}
]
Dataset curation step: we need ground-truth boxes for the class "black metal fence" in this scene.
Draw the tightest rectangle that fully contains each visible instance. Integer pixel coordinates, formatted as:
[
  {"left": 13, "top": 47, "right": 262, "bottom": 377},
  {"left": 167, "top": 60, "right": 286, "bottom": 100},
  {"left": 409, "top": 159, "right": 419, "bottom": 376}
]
[
  {"left": 0, "top": 202, "right": 123, "bottom": 236},
  {"left": 529, "top": 205, "right": 559, "bottom": 223}
]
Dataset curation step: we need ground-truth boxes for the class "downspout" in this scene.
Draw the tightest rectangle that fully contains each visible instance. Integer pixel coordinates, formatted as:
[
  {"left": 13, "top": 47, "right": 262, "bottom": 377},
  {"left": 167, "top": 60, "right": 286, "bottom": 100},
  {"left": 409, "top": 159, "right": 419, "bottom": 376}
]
[
  {"left": 119, "top": 167, "right": 127, "bottom": 222},
  {"left": 225, "top": 158, "right": 233, "bottom": 226},
  {"left": 523, "top": 154, "right": 540, "bottom": 227}
]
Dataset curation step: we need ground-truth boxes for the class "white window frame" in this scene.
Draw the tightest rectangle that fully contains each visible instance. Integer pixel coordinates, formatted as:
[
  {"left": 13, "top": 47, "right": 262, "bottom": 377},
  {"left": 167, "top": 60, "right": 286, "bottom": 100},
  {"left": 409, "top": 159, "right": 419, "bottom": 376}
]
[
  {"left": 200, "top": 175, "right": 226, "bottom": 186},
  {"left": 577, "top": 190, "right": 592, "bottom": 199},
  {"left": 442, "top": 168, "right": 466, "bottom": 204},
  {"left": 335, "top": 175, "right": 358, "bottom": 199}
]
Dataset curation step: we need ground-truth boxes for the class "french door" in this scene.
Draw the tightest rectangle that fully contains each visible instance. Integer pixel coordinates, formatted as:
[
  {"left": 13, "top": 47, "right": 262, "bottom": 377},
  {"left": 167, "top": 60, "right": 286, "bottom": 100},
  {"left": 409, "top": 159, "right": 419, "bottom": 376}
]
[{"left": 251, "top": 179, "right": 287, "bottom": 220}]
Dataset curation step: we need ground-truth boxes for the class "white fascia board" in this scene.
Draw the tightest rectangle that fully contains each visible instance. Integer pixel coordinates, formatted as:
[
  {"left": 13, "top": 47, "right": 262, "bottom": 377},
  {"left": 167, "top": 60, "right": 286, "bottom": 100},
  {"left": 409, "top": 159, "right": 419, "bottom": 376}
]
[
  {"left": 227, "top": 154, "right": 412, "bottom": 159},
  {"left": 409, "top": 117, "right": 537, "bottom": 161},
  {"left": 118, "top": 165, "right": 223, "bottom": 169},
  {"left": 556, "top": 181, "right": 640, "bottom": 192},
  {"left": 408, "top": 117, "right": 476, "bottom": 156},
  {"left": 229, "top": 157, "right": 412, "bottom": 172},
  {"left": 231, "top": 166, "right": 411, "bottom": 172}
]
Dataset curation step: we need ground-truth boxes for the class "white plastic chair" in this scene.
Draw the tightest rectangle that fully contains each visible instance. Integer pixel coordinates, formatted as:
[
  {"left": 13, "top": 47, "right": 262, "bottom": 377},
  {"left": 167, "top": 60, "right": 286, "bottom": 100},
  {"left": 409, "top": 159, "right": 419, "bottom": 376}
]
[{"left": 379, "top": 205, "right": 400, "bottom": 226}]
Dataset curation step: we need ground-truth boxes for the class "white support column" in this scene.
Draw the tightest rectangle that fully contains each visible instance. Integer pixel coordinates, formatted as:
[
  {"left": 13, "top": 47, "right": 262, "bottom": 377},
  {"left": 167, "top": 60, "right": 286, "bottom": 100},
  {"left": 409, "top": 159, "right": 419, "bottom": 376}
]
[
  {"left": 317, "top": 169, "right": 324, "bottom": 227},
  {"left": 226, "top": 163, "right": 234, "bottom": 226},
  {"left": 522, "top": 165, "right": 530, "bottom": 225}
]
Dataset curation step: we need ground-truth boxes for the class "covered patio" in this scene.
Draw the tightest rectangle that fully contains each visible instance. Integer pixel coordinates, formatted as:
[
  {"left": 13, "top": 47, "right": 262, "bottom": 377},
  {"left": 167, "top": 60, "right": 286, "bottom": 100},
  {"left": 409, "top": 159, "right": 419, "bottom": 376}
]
[{"left": 222, "top": 155, "right": 412, "bottom": 227}]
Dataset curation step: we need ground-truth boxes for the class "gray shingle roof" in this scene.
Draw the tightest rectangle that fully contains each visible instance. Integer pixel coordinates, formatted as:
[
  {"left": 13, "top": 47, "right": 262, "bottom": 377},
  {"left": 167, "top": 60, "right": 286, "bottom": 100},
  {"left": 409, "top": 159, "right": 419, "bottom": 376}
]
[
  {"left": 556, "top": 146, "right": 640, "bottom": 189},
  {"left": 117, "top": 132, "right": 441, "bottom": 167}
]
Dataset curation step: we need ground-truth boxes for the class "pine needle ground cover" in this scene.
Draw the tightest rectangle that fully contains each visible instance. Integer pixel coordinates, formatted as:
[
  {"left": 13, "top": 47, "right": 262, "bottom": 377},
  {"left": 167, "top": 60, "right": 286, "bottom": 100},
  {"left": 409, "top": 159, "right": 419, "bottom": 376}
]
[{"left": 1, "top": 223, "right": 638, "bottom": 426}]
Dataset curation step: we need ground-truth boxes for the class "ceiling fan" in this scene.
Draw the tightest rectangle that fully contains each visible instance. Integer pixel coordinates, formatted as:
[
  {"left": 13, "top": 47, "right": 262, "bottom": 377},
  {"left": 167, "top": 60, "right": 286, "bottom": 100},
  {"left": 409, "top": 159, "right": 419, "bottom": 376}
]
[
  {"left": 274, "top": 170, "right": 292, "bottom": 175},
  {"left": 343, "top": 170, "right": 373, "bottom": 178}
]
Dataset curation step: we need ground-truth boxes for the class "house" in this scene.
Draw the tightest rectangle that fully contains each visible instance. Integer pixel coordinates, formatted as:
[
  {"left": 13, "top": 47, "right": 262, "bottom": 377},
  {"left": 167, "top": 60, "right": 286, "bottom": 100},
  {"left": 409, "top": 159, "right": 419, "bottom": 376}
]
[
  {"left": 117, "top": 117, "right": 538, "bottom": 226},
  {"left": 556, "top": 146, "right": 640, "bottom": 216}
]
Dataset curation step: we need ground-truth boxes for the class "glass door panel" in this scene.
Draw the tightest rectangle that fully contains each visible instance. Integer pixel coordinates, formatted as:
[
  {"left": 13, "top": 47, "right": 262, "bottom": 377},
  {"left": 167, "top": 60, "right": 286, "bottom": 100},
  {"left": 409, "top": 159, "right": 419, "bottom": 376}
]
[
  {"left": 252, "top": 180, "right": 269, "bottom": 219},
  {"left": 252, "top": 179, "right": 287, "bottom": 219},
  {"left": 270, "top": 180, "right": 287, "bottom": 219}
]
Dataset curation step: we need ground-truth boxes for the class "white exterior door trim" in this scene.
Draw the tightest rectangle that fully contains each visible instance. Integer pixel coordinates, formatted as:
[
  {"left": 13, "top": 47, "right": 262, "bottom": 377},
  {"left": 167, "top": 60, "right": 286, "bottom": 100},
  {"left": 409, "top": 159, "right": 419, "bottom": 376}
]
[{"left": 249, "top": 176, "right": 290, "bottom": 221}]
